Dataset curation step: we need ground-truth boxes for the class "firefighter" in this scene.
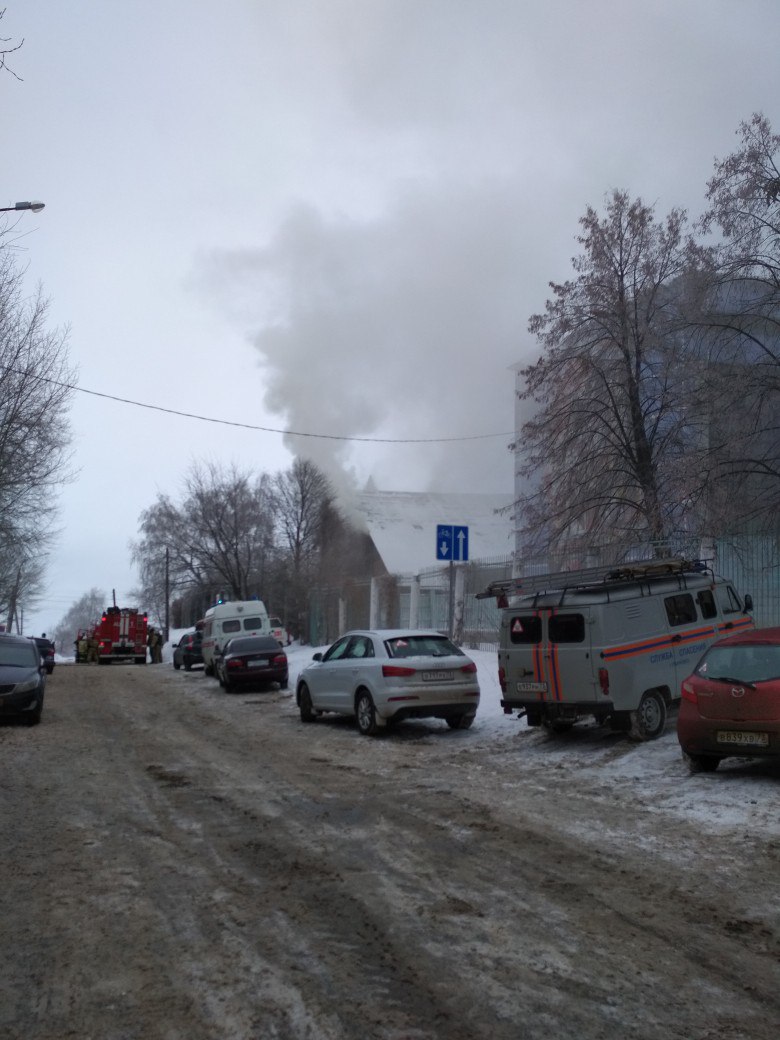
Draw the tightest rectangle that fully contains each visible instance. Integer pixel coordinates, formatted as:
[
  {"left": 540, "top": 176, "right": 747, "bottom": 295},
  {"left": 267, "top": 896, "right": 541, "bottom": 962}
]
[
  {"left": 148, "top": 627, "right": 162, "bottom": 664},
  {"left": 86, "top": 632, "right": 99, "bottom": 663}
]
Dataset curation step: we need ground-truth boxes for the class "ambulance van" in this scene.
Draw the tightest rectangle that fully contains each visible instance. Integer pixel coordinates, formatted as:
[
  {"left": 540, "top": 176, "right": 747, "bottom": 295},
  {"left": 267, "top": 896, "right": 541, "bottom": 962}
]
[
  {"left": 480, "top": 557, "right": 754, "bottom": 740},
  {"left": 201, "top": 599, "right": 271, "bottom": 675}
]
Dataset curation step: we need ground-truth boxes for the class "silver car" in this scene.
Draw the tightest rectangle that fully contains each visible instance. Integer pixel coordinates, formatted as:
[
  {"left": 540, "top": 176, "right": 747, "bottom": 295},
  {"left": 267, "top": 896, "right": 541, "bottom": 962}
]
[{"left": 295, "top": 629, "right": 480, "bottom": 735}]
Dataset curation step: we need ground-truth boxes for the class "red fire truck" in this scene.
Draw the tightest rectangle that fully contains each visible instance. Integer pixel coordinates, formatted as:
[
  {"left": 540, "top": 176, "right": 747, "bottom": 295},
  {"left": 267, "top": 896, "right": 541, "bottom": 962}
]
[{"left": 95, "top": 605, "right": 148, "bottom": 664}]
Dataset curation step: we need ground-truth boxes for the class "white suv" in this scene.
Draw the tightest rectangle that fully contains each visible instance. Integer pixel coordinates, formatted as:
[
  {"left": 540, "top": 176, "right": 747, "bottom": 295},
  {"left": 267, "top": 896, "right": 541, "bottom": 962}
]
[{"left": 295, "top": 629, "right": 480, "bottom": 735}]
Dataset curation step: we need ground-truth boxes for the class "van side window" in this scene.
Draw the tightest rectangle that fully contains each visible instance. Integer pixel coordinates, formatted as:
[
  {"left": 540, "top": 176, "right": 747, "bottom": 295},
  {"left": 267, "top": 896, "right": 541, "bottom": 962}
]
[
  {"left": 664, "top": 594, "right": 697, "bottom": 627},
  {"left": 509, "top": 616, "right": 541, "bottom": 644},
  {"left": 716, "top": 585, "right": 742, "bottom": 615},
  {"left": 549, "top": 614, "right": 585, "bottom": 643},
  {"left": 696, "top": 590, "right": 717, "bottom": 619},
  {"left": 222, "top": 619, "right": 241, "bottom": 634},
  {"left": 243, "top": 616, "right": 265, "bottom": 630}
]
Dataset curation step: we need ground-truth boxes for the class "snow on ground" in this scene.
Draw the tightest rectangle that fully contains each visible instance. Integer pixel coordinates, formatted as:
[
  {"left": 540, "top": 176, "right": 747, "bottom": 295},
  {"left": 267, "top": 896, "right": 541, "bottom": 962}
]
[{"left": 58, "top": 630, "right": 779, "bottom": 840}]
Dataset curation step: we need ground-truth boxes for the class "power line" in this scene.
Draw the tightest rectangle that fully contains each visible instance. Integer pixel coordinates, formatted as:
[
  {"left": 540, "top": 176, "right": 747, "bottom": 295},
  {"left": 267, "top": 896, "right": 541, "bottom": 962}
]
[{"left": 26, "top": 370, "right": 514, "bottom": 444}]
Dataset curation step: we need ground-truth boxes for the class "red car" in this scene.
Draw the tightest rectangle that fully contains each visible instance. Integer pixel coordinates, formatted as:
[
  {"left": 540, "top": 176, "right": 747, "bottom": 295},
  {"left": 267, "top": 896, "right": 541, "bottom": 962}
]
[{"left": 677, "top": 627, "right": 780, "bottom": 772}]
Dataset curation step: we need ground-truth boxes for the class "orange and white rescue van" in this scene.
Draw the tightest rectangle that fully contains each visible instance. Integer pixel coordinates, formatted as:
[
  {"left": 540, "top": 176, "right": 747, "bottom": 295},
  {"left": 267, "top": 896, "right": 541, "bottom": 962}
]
[
  {"left": 95, "top": 606, "right": 148, "bottom": 665},
  {"left": 480, "top": 557, "right": 754, "bottom": 740}
]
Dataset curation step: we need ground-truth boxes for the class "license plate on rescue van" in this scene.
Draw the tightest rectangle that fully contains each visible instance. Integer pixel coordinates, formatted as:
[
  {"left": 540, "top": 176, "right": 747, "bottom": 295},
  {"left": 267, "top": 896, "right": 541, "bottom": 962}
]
[
  {"left": 516, "top": 681, "right": 547, "bottom": 693},
  {"left": 716, "top": 730, "right": 769, "bottom": 747}
]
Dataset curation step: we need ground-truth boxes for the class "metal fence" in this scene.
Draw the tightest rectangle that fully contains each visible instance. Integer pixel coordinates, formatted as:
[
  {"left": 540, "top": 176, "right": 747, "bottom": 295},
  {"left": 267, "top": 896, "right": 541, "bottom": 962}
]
[{"left": 305, "top": 532, "right": 780, "bottom": 647}]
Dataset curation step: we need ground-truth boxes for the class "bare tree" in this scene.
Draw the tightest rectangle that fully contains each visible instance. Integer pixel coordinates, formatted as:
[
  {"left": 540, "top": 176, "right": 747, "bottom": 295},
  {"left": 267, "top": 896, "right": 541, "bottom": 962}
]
[
  {"left": 133, "top": 462, "right": 276, "bottom": 611},
  {"left": 0, "top": 250, "right": 74, "bottom": 624},
  {"left": 0, "top": 8, "right": 24, "bottom": 81},
  {"left": 515, "top": 190, "right": 709, "bottom": 556},
  {"left": 272, "top": 458, "right": 337, "bottom": 634}
]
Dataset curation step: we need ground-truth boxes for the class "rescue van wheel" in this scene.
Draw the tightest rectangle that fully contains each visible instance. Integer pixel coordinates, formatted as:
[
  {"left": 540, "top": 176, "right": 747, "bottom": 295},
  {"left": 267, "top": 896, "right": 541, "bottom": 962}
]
[
  {"left": 542, "top": 718, "right": 575, "bottom": 734},
  {"left": 630, "top": 690, "right": 667, "bottom": 741}
]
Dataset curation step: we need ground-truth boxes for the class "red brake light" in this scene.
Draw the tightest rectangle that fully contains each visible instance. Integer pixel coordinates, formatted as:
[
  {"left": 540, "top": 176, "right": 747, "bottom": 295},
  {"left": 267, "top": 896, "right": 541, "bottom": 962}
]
[
  {"left": 681, "top": 681, "right": 698, "bottom": 704},
  {"left": 273, "top": 654, "right": 287, "bottom": 666},
  {"left": 382, "top": 665, "right": 416, "bottom": 678},
  {"left": 227, "top": 658, "right": 242, "bottom": 670},
  {"left": 460, "top": 662, "right": 477, "bottom": 674},
  {"left": 598, "top": 668, "right": 610, "bottom": 695},
  {"left": 498, "top": 665, "right": 507, "bottom": 693}
]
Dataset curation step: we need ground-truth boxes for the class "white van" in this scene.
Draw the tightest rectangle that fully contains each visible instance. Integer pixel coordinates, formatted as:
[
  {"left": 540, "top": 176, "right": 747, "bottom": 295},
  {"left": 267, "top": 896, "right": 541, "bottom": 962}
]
[
  {"left": 480, "top": 558, "right": 754, "bottom": 740},
  {"left": 201, "top": 600, "right": 271, "bottom": 675}
]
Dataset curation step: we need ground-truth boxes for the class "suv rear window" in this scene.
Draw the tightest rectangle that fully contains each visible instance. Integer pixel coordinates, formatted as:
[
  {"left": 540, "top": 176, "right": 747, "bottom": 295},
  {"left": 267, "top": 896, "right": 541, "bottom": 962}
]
[
  {"left": 385, "top": 635, "right": 464, "bottom": 658},
  {"left": 508, "top": 616, "right": 541, "bottom": 644}
]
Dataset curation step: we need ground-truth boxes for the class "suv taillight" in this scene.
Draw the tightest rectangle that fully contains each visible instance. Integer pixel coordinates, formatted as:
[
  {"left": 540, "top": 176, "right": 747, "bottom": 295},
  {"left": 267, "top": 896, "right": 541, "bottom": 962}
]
[{"left": 382, "top": 665, "right": 416, "bottom": 678}]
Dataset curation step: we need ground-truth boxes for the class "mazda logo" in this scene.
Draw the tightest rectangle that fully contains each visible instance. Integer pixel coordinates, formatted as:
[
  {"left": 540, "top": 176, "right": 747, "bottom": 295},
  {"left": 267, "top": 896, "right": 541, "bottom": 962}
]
[{"left": 731, "top": 686, "right": 746, "bottom": 698}]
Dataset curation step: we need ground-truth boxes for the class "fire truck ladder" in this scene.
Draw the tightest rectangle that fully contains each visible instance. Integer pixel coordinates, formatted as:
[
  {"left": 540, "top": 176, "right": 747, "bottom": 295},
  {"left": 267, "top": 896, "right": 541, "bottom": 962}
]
[{"left": 476, "top": 556, "right": 710, "bottom": 601}]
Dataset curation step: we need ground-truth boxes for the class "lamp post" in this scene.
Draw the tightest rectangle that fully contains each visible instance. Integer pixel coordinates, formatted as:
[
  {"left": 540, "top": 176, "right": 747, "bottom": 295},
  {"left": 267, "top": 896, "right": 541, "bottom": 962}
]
[{"left": 0, "top": 201, "right": 45, "bottom": 213}]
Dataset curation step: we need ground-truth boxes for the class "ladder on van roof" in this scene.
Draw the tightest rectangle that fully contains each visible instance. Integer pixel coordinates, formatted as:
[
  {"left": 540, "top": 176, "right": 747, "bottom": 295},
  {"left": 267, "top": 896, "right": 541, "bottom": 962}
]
[{"left": 477, "top": 556, "right": 709, "bottom": 602}]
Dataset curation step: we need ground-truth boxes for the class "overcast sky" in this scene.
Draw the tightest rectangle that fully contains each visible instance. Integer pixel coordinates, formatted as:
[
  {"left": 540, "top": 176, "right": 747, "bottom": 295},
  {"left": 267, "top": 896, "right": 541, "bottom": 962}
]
[{"left": 3, "top": 0, "right": 779, "bottom": 634}]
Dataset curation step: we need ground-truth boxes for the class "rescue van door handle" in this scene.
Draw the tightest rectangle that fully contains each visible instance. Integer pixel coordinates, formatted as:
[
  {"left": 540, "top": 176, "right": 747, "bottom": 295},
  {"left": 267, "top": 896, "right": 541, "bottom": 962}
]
[
  {"left": 671, "top": 634, "right": 682, "bottom": 643},
  {"left": 724, "top": 622, "right": 733, "bottom": 629}
]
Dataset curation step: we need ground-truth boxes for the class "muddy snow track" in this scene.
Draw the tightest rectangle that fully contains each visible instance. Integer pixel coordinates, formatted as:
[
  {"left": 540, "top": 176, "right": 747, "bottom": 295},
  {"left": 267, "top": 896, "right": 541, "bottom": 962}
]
[{"left": 1, "top": 664, "right": 778, "bottom": 1040}]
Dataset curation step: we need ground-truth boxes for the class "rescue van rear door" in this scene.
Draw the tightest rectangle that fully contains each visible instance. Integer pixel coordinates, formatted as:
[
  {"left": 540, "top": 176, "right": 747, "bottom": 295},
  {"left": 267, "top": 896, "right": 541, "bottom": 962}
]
[{"left": 507, "top": 609, "right": 594, "bottom": 704}]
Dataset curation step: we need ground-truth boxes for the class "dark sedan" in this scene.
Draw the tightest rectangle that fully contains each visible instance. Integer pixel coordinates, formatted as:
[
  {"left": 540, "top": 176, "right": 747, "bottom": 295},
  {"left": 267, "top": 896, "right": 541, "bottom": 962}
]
[
  {"left": 215, "top": 635, "right": 288, "bottom": 692},
  {"left": 31, "top": 636, "right": 55, "bottom": 674},
  {"left": 0, "top": 634, "right": 46, "bottom": 724},
  {"left": 173, "top": 631, "right": 203, "bottom": 671}
]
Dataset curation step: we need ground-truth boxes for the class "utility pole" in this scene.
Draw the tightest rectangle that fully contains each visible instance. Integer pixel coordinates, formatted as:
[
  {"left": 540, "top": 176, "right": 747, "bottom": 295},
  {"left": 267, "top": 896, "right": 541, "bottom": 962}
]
[{"left": 164, "top": 547, "right": 170, "bottom": 642}]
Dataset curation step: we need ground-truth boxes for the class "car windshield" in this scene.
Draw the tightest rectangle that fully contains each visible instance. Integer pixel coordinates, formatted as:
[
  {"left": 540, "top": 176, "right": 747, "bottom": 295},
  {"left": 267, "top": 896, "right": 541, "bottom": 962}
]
[
  {"left": 696, "top": 644, "right": 780, "bottom": 683},
  {"left": 0, "top": 644, "right": 38, "bottom": 667},
  {"left": 384, "top": 635, "right": 464, "bottom": 659}
]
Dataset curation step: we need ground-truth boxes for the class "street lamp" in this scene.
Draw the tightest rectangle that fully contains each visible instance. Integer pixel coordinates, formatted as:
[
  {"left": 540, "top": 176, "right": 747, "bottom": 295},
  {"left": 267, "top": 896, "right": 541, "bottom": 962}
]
[{"left": 0, "top": 201, "right": 45, "bottom": 213}]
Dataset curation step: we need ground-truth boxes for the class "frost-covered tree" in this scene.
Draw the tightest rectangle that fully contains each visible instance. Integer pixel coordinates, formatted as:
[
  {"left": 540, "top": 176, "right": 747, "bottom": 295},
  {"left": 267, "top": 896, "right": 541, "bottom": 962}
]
[
  {"left": 515, "top": 190, "right": 709, "bottom": 555},
  {"left": 53, "top": 587, "right": 105, "bottom": 656},
  {"left": 696, "top": 113, "right": 780, "bottom": 528}
]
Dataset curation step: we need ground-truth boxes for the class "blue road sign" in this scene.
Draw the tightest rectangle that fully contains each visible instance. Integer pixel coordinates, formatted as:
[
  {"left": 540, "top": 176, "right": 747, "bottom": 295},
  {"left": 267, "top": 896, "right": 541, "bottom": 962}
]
[{"left": 436, "top": 524, "right": 469, "bottom": 562}]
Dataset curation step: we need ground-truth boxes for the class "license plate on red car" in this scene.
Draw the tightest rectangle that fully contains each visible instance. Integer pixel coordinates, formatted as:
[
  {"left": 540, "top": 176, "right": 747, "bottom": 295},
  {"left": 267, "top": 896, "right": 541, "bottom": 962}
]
[
  {"left": 422, "top": 670, "right": 454, "bottom": 682},
  {"left": 716, "top": 730, "right": 769, "bottom": 747}
]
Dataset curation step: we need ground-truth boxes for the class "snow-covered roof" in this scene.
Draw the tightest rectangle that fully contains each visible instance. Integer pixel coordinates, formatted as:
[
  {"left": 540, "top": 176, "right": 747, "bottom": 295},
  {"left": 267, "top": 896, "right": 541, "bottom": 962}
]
[{"left": 355, "top": 490, "right": 514, "bottom": 576}]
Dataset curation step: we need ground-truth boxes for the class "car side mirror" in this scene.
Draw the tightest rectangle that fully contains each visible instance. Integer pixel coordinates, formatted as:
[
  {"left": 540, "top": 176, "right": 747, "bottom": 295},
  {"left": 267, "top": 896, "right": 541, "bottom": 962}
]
[
  {"left": 744, "top": 593, "right": 753, "bottom": 612},
  {"left": 313, "top": 652, "right": 323, "bottom": 662}
]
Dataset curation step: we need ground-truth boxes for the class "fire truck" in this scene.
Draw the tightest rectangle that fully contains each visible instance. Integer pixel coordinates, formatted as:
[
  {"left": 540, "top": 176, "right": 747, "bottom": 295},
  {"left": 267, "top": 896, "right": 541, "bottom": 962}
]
[{"left": 95, "top": 605, "right": 148, "bottom": 664}]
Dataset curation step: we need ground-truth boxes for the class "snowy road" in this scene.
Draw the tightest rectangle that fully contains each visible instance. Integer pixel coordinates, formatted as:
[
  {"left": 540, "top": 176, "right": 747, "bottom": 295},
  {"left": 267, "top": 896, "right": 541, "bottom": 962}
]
[{"left": 1, "top": 652, "right": 778, "bottom": 1040}]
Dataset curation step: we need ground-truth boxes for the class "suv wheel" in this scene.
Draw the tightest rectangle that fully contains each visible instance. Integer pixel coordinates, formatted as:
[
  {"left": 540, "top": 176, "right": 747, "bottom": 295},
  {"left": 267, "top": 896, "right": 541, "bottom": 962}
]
[
  {"left": 299, "top": 683, "right": 316, "bottom": 722},
  {"left": 355, "top": 690, "right": 380, "bottom": 736}
]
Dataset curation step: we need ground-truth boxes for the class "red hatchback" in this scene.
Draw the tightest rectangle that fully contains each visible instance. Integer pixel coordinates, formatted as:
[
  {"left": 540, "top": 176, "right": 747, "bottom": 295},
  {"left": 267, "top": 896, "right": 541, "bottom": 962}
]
[{"left": 677, "top": 627, "right": 780, "bottom": 772}]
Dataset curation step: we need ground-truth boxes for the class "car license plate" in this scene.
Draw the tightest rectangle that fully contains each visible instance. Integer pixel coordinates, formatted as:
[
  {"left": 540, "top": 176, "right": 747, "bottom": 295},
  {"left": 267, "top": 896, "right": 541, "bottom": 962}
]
[
  {"left": 247, "top": 660, "right": 267, "bottom": 669},
  {"left": 716, "top": 730, "right": 769, "bottom": 747},
  {"left": 422, "top": 671, "right": 454, "bottom": 682},
  {"left": 516, "top": 681, "right": 547, "bottom": 693}
]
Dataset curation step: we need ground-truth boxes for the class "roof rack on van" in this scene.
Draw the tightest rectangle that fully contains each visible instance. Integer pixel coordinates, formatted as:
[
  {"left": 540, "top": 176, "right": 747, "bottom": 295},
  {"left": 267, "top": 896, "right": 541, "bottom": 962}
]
[{"left": 477, "top": 556, "right": 709, "bottom": 603}]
